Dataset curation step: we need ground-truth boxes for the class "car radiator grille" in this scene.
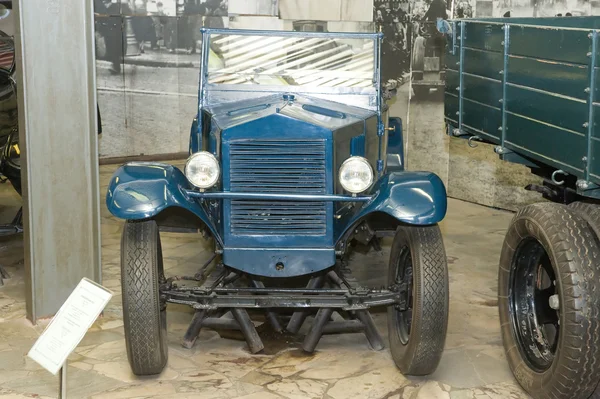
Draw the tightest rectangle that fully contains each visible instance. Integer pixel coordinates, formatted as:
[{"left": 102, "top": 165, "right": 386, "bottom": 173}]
[{"left": 229, "top": 139, "right": 327, "bottom": 236}]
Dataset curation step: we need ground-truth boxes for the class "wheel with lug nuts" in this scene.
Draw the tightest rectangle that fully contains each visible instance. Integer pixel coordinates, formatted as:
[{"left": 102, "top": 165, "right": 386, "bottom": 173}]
[{"left": 498, "top": 203, "right": 600, "bottom": 399}]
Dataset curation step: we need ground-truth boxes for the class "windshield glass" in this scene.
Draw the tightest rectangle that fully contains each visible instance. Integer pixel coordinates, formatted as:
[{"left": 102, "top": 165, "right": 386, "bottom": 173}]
[{"left": 205, "top": 31, "right": 377, "bottom": 89}]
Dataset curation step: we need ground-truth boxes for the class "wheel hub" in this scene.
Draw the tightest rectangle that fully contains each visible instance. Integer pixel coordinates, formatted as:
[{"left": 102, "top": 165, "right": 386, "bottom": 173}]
[
  {"left": 393, "top": 246, "right": 414, "bottom": 345},
  {"left": 509, "top": 238, "right": 559, "bottom": 372}
]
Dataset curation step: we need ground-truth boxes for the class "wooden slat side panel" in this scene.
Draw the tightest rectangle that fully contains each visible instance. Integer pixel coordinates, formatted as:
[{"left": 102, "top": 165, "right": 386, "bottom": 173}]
[
  {"left": 445, "top": 93, "right": 459, "bottom": 122},
  {"left": 468, "top": 16, "right": 600, "bottom": 28},
  {"left": 462, "top": 100, "right": 502, "bottom": 141},
  {"left": 463, "top": 48, "right": 503, "bottom": 81},
  {"left": 505, "top": 113, "right": 586, "bottom": 174},
  {"left": 509, "top": 26, "right": 590, "bottom": 65},
  {"left": 506, "top": 85, "right": 588, "bottom": 135},
  {"left": 446, "top": 69, "right": 459, "bottom": 94},
  {"left": 462, "top": 23, "right": 504, "bottom": 52},
  {"left": 508, "top": 56, "right": 589, "bottom": 100},
  {"left": 463, "top": 74, "right": 502, "bottom": 108}
]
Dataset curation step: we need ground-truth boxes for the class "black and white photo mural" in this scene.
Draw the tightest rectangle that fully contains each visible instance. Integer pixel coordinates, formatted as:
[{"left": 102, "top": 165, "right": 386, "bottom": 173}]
[
  {"left": 374, "top": 0, "right": 412, "bottom": 84},
  {"left": 93, "top": 0, "right": 229, "bottom": 159},
  {"left": 94, "top": 0, "right": 409, "bottom": 159}
]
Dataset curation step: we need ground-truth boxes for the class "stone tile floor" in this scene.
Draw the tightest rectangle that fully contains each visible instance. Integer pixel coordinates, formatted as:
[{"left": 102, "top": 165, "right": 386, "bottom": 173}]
[{"left": 0, "top": 163, "right": 531, "bottom": 398}]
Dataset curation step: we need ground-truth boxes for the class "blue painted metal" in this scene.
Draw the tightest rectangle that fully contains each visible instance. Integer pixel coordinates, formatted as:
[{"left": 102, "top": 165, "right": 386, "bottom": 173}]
[
  {"left": 189, "top": 116, "right": 200, "bottom": 155},
  {"left": 219, "top": 113, "right": 335, "bottom": 250},
  {"left": 106, "top": 162, "right": 221, "bottom": 244},
  {"left": 350, "top": 135, "right": 366, "bottom": 157},
  {"left": 499, "top": 24, "right": 510, "bottom": 152},
  {"left": 585, "top": 30, "right": 597, "bottom": 183},
  {"left": 197, "top": 29, "right": 210, "bottom": 153},
  {"left": 185, "top": 191, "right": 371, "bottom": 202},
  {"left": 387, "top": 117, "right": 403, "bottom": 153},
  {"left": 222, "top": 248, "right": 335, "bottom": 278},
  {"left": 458, "top": 21, "right": 466, "bottom": 134},
  {"left": 334, "top": 171, "right": 447, "bottom": 242},
  {"left": 387, "top": 117, "right": 404, "bottom": 172},
  {"left": 375, "top": 32, "right": 384, "bottom": 178}
]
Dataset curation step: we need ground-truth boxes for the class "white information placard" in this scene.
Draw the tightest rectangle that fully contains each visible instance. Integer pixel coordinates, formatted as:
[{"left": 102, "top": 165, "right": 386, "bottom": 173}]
[{"left": 28, "top": 278, "right": 112, "bottom": 375}]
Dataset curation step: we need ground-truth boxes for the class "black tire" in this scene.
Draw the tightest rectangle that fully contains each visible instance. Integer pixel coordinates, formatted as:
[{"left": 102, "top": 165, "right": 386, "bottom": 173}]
[
  {"left": 567, "top": 201, "right": 600, "bottom": 399},
  {"left": 568, "top": 201, "right": 600, "bottom": 240},
  {"left": 498, "top": 203, "right": 600, "bottom": 399},
  {"left": 387, "top": 224, "right": 449, "bottom": 375},
  {"left": 121, "top": 220, "right": 168, "bottom": 376}
]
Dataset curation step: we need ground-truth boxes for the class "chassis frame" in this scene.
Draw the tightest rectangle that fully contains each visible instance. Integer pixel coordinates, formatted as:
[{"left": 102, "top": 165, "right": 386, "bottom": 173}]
[{"left": 162, "top": 264, "right": 408, "bottom": 354}]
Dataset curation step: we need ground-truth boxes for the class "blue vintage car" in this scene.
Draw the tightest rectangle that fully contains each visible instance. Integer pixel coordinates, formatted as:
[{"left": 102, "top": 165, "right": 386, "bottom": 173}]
[{"left": 107, "top": 28, "right": 449, "bottom": 377}]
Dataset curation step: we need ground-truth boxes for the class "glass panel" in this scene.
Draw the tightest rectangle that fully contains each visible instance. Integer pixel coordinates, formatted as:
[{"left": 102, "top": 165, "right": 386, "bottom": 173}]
[{"left": 206, "top": 33, "right": 376, "bottom": 89}]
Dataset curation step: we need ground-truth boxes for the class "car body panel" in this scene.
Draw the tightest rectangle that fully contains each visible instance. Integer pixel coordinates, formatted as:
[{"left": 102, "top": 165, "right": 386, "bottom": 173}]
[{"left": 107, "top": 28, "right": 447, "bottom": 278}]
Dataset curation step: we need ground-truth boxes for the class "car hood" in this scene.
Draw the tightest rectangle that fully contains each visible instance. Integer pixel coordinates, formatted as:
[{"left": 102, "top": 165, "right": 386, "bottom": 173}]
[{"left": 204, "top": 93, "right": 377, "bottom": 130}]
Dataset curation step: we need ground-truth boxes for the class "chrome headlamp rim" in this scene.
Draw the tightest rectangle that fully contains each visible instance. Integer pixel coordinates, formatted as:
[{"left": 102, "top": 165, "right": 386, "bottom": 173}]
[
  {"left": 184, "top": 151, "right": 220, "bottom": 189},
  {"left": 338, "top": 156, "right": 374, "bottom": 194}
]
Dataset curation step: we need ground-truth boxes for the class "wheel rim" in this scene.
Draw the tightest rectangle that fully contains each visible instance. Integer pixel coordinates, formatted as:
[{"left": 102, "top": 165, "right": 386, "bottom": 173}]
[
  {"left": 509, "top": 237, "right": 559, "bottom": 372},
  {"left": 394, "top": 246, "right": 414, "bottom": 345}
]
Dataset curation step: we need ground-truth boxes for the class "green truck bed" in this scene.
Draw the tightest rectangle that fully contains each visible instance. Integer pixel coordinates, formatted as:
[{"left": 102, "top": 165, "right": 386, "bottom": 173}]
[{"left": 444, "top": 16, "right": 600, "bottom": 197}]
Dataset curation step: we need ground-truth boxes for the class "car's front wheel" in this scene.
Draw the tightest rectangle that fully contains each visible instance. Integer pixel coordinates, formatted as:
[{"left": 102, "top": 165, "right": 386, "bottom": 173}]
[
  {"left": 387, "top": 224, "right": 449, "bottom": 375},
  {"left": 498, "top": 203, "right": 600, "bottom": 399},
  {"left": 121, "top": 220, "right": 168, "bottom": 376}
]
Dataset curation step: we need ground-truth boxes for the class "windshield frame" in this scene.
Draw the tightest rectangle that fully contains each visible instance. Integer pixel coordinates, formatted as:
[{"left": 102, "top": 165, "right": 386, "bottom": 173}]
[{"left": 198, "top": 28, "right": 383, "bottom": 114}]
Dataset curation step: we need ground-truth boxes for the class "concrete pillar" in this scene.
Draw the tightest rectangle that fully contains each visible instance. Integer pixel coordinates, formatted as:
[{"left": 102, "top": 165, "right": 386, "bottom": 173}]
[{"left": 15, "top": 0, "right": 101, "bottom": 322}]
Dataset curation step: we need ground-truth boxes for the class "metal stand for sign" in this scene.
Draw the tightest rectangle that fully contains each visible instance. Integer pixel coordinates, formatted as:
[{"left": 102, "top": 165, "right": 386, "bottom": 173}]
[{"left": 58, "top": 361, "right": 67, "bottom": 398}]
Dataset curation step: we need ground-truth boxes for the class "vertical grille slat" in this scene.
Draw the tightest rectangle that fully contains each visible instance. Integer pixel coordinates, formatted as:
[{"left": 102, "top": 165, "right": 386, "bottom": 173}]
[{"left": 229, "top": 139, "right": 327, "bottom": 236}]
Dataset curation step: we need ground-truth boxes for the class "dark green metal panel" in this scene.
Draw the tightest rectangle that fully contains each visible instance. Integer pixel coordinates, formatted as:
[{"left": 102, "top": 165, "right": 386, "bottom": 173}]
[
  {"left": 446, "top": 47, "right": 460, "bottom": 67},
  {"left": 462, "top": 22, "right": 504, "bottom": 51},
  {"left": 446, "top": 69, "right": 459, "bottom": 94},
  {"left": 463, "top": 48, "right": 503, "bottom": 80},
  {"left": 445, "top": 92, "right": 459, "bottom": 122},
  {"left": 506, "top": 85, "right": 587, "bottom": 134},
  {"left": 462, "top": 100, "right": 502, "bottom": 140},
  {"left": 509, "top": 25, "right": 591, "bottom": 64},
  {"left": 505, "top": 113, "right": 586, "bottom": 173},
  {"left": 508, "top": 55, "right": 589, "bottom": 100},
  {"left": 463, "top": 73, "right": 502, "bottom": 108}
]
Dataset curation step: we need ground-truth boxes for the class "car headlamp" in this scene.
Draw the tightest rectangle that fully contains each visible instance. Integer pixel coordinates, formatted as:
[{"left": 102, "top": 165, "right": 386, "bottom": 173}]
[
  {"left": 185, "top": 151, "right": 220, "bottom": 189},
  {"left": 339, "top": 156, "right": 374, "bottom": 194}
]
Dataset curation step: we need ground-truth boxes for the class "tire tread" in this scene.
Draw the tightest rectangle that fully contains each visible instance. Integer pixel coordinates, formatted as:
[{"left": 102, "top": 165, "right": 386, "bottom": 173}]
[
  {"left": 388, "top": 224, "right": 449, "bottom": 376},
  {"left": 121, "top": 220, "right": 168, "bottom": 376}
]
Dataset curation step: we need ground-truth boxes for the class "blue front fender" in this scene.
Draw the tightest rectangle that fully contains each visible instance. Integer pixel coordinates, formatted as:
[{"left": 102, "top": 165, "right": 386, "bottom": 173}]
[
  {"left": 336, "top": 171, "right": 447, "bottom": 242},
  {"left": 106, "top": 162, "right": 220, "bottom": 242}
]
